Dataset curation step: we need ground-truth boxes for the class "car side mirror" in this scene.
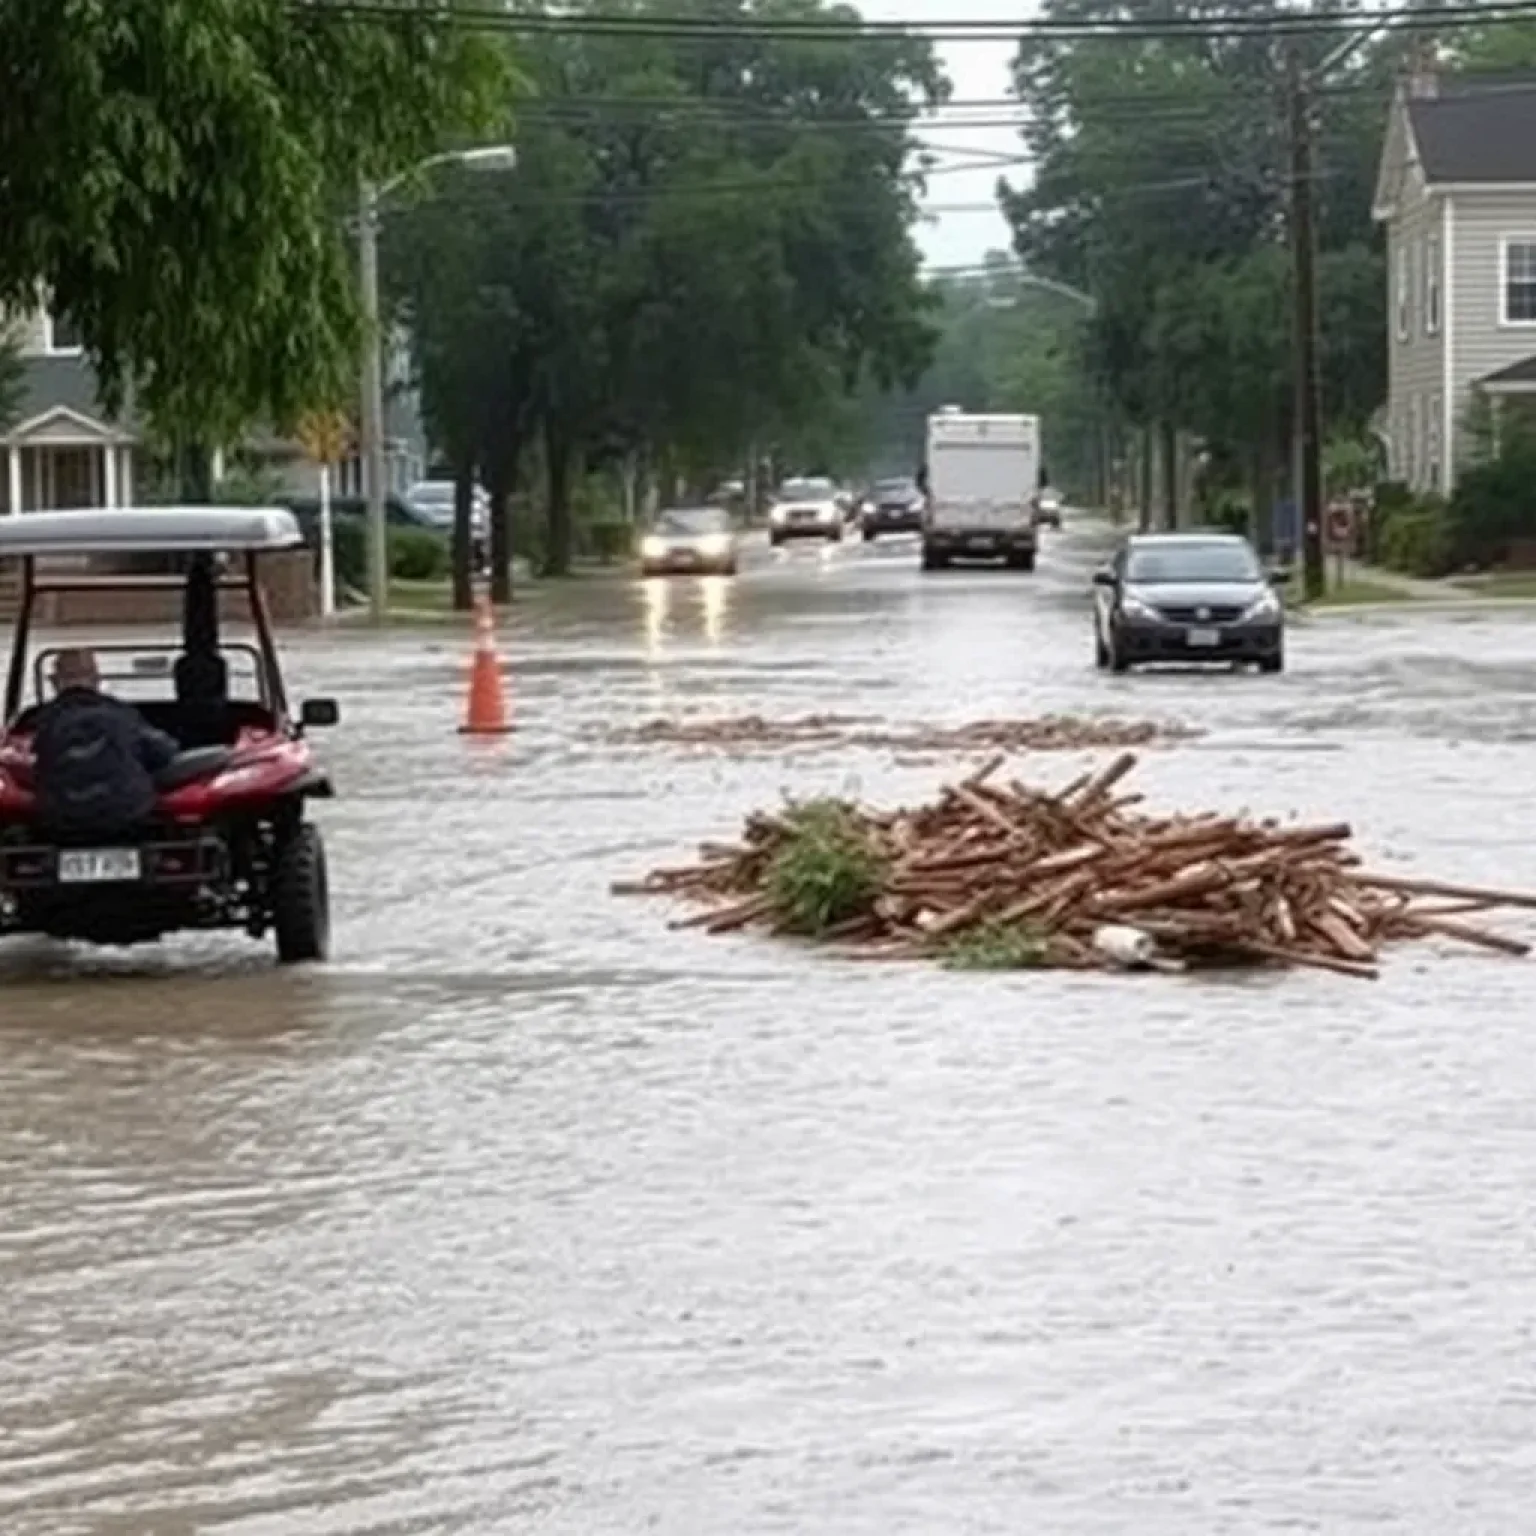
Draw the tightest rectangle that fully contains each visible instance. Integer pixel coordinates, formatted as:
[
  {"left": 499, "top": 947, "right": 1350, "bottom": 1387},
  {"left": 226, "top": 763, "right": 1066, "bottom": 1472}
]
[
  {"left": 300, "top": 697, "right": 340, "bottom": 729},
  {"left": 1091, "top": 569, "right": 1116, "bottom": 587}
]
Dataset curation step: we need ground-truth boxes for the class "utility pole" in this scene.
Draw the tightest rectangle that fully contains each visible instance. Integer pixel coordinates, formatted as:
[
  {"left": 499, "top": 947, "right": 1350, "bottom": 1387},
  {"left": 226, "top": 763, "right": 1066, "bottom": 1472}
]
[
  {"left": 358, "top": 177, "right": 390, "bottom": 624},
  {"left": 1287, "top": 46, "right": 1326, "bottom": 600}
]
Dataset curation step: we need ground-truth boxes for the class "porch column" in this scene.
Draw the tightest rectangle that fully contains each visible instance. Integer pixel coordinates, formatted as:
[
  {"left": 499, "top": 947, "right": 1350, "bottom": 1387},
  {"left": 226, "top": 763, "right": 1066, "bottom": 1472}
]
[
  {"left": 120, "top": 447, "right": 134, "bottom": 507},
  {"left": 102, "top": 442, "right": 118, "bottom": 508},
  {"left": 6, "top": 447, "right": 19, "bottom": 515}
]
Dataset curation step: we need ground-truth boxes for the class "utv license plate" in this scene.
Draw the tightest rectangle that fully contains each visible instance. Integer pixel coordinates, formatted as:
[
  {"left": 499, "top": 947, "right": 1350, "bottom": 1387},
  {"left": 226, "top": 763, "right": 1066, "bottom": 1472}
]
[
  {"left": 58, "top": 849, "right": 141, "bottom": 883},
  {"left": 1186, "top": 627, "right": 1221, "bottom": 647}
]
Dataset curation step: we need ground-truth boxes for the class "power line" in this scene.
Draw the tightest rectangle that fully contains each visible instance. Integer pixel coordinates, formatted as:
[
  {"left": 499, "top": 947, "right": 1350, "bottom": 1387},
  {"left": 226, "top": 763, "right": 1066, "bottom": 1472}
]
[{"left": 311, "top": 1, "right": 1536, "bottom": 41}]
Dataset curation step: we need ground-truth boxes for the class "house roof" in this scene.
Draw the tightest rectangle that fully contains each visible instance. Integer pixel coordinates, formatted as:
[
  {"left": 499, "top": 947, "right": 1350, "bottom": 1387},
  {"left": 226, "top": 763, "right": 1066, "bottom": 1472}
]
[
  {"left": 1406, "top": 77, "right": 1536, "bottom": 184},
  {"left": 2, "top": 354, "right": 137, "bottom": 444},
  {"left": 1480, "top": 354, "right": 1536, "bottom": 387}
]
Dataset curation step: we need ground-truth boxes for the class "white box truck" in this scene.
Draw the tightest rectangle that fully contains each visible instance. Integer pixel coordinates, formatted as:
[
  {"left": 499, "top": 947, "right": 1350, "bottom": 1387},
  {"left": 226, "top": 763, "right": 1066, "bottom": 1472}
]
[{"left": 921, "top": 408, "right": 1040, "bottom": 571}]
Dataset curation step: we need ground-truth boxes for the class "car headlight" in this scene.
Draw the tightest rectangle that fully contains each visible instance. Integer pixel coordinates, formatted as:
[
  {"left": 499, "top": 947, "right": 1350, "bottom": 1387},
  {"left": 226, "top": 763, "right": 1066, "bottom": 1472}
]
[
  {"left": 641, "top": 536, "right": 666, "bottom": 559},
  {"left": 1242, "top": 589, "right": 1281, "bottom": 620},
  {"left": 769, "top": 505, "right": 787, "bottom": 523},
  {"left": 1121, "top": 594, "right": 1162, "bottom": 622},
  {"left": 817, "top": 505, "right": 836, "bottom": 521},
  {"left": 699, "top": 534, "right": 731, "bottom": 557},
  {"left": 860, "top": 500, "right": 875, "bottom": 515}
]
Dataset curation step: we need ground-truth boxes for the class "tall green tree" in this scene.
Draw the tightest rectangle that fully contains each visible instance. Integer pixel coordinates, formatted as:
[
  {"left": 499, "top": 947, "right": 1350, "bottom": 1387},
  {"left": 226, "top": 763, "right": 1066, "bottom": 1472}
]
[
  {"left": 0, "top": 0, "right": 514, "bottom": 453},
  {"left": 391, "top": 0, "right": 943, "bottom": 589},
  {"left": 1000, "top": 0, "right": 1389, "bottom": 525}
]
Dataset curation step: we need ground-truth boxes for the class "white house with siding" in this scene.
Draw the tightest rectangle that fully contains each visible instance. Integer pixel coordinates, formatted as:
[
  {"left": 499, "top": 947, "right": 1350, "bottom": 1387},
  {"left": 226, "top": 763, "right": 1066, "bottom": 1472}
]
[{"left": 1373, "top": 70, "right": 1536, "bottom": 493}]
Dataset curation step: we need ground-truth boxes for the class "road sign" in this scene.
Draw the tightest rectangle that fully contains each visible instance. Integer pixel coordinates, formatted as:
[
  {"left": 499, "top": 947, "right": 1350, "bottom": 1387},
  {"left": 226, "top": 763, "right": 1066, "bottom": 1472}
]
[
  {"left": 297, "top": 410, "right": 352, "bottom": 466},
  {"left": 1325, "top": 501, "right": 1354, "bottom": 550}
]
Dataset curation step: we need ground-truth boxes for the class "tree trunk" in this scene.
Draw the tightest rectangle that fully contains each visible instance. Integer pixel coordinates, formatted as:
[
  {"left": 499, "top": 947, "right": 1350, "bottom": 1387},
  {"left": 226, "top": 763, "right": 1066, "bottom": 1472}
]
[
  {"left": 545, "top": 428, "right": 573, "bottom": 577},
  {"left": 1138, "top": 427, "right": 1154, "bottom": 532},
  {"left": 1160, "top": 420, "right": 1179, "bottom": 530},
  {"left": 179, "top": 442, "right": 214, "bottom": 502},
  {"left": 1250, "top": 435, "right": 1278, "bottom": 556},
  {"left": 451, "top": 455, "right": 475, "bottom": 611},
  {"left": 488, "top": 439, "right": 519, "bottom": 605}
]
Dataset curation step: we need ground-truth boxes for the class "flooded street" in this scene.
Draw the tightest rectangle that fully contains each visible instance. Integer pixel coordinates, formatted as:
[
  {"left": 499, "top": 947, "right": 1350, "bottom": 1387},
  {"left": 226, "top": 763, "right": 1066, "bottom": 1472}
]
[{"left": 7, "top": 522, "right": 1536, "bottom": 1532}]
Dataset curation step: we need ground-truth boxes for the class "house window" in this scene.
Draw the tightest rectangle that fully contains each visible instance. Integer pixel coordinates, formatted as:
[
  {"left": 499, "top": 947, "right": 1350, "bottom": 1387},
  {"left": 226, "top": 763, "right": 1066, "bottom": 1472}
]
[
  {"left": 1428, "top": 393, "right": 1442, "bottom": 488},
  {"left": 44, "top": 311, "right": 83, "bottom": 353},
  {"left": 1501, "top": 238, "right": 1536, "bottom": 324},
  {"left": 1426, "top": 234, "right": 1441, "bottom": 335},
  {"left": 1396, "top": 244, "right": 1411, "bottom": 340}
]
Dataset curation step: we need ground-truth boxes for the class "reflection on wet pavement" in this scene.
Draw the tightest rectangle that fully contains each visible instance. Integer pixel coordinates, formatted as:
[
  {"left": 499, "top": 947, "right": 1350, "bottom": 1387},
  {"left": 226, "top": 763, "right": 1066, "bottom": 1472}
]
[{"left": 6, "top": 523, "right": 1536, "bottom": 1531}]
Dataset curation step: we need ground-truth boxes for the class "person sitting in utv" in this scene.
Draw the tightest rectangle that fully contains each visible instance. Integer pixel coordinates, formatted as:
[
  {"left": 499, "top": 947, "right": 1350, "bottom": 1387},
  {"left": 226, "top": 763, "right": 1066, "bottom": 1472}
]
[{"left": 32, "top": 648, "right": 179, "bottom": 838}]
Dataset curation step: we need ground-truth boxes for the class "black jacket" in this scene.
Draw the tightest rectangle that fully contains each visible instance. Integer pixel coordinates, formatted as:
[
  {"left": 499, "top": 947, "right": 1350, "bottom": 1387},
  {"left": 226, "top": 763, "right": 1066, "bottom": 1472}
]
[{"left": 32, "top": 688, "right": 179, "bottom": 837}]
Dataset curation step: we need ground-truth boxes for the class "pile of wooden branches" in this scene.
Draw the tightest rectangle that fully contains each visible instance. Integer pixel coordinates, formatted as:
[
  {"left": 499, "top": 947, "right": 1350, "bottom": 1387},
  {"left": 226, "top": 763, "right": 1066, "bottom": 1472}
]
[{"left": 613, "top": 752, "right": 1534, "bottom": 978}]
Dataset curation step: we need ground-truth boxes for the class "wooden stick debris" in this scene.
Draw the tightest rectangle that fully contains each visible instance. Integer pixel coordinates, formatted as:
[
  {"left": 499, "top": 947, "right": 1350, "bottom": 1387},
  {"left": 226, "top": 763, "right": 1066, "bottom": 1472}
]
[{"left": 615, "top": 753, "right": 1533, "bottom": 978}]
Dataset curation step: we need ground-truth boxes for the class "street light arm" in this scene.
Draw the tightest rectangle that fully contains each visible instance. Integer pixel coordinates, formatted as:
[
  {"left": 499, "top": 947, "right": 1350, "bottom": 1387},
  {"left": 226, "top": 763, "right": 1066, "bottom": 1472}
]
[{"left": 374, "top": 144, "right": 518, "bottom": 203}]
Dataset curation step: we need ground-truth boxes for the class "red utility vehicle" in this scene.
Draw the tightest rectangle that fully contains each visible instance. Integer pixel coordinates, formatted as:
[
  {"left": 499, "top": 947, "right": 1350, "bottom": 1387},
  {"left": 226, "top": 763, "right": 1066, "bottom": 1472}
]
[{"left": 0, "top": 507, "right": 338, "bottom": 960}]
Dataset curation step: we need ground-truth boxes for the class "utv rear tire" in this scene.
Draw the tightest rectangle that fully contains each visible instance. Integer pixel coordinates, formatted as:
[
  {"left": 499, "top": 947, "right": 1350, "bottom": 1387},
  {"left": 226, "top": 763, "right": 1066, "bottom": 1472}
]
[
  {"left": 921, "top": 545, "right": 948, "bottom": 571},
  {"left": 273, "top": 822, "right": 330, "bottom": 964},
  {"left": 1006, "top": 549, "right": 1037, "bottom": 571}
]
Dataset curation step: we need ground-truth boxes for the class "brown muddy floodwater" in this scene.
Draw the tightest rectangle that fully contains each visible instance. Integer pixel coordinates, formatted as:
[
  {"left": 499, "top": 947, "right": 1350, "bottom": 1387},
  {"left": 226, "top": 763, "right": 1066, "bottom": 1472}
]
[{"left": 4, "top": 525, "right": 1536, "bottom": 1532}]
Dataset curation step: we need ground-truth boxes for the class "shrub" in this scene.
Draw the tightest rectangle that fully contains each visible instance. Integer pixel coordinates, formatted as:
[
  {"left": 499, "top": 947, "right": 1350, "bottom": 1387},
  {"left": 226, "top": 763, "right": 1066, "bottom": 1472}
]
[
  {"left": 1446, "top": 443, "right": 1536, "bottom": 568},
  {"left": 331, "top": 514, "right": 366, "bottom": 593},
  {"left": 589, "top": 519, "right": 633, "bottom": 564},
  {"left": 1377, "top": 499, "right": 1452, "bottom": 577},
  {"left": 390, "top": 526, "right": 449, "bottom": 581}
]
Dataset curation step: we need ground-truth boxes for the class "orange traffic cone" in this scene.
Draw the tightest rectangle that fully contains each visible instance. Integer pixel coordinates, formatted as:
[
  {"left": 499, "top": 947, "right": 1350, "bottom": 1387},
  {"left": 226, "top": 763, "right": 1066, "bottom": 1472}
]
[{"left": 459, "top": 596, "right": 512, "bottom": 734}]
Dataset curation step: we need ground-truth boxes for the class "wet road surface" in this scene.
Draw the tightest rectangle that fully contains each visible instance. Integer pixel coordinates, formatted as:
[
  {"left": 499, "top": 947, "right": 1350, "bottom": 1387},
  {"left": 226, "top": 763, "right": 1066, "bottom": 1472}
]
[{"left": 6, "top": 523, "right": 1536, "bottom": 1532}]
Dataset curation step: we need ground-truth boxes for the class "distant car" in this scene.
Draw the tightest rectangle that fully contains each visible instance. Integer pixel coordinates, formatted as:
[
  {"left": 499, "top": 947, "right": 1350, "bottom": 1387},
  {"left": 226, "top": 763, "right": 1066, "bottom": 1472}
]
[
  {"left": 640, "top": 506, "right": 738, "bottom": 576},
  {"left": 860, "top": 476, "right": 925, "bottom": 540},
  {"left": 769, "top": 477, "right": 843, "bottom": 545},
  {"left": 1034, "top": 488, "right": 1064, "bottom": 529},
  {"left": 1092, "top": 532, "right": 1286, "bottom": 674},
  {"left": 403, "top": 479, "right": 489, "bottom": 566}
]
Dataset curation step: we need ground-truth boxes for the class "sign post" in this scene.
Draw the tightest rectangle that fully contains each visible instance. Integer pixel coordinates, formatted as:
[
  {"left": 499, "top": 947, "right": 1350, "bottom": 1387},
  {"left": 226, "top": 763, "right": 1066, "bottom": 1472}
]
[{"left": 297, "top": 411, "right": 352, "bottom": 619}]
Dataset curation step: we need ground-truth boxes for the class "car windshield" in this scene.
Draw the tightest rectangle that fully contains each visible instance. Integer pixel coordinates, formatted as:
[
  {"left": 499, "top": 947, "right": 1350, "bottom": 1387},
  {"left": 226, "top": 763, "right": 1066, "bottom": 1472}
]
[
  {"left": 874, "top": 479, "right": 916, "bottom": 495},
  {"left": 779, "top": 478, "right": 834, "bottom": 500},
  {"left": 407, "top": 483, "right": 453, "bottom": 505},
  {"left": 1125, "top": 541, "right": 1260, "bottom": 584},
  {"left": 658, "top": 509, "right": 729, "bottom": 535}
]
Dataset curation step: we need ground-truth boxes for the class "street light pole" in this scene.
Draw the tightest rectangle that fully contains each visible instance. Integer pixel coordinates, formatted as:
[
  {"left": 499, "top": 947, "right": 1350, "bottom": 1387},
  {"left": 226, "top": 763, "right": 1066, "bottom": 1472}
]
[
  {"left": 1287, "top": 47, "right": 1326, "bottom": 601},
  {"left": 356, "top": 145, "right": 517, "bottom": 625},
  {"left": 358, "top": 176, "right": 389, "bottom": 624}
]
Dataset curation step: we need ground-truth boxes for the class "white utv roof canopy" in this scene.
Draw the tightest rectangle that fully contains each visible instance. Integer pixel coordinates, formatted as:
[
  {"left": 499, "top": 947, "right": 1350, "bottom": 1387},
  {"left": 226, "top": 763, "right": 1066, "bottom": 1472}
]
[{"left": 0, "top": 506, "right": 304, "bottom": 557}]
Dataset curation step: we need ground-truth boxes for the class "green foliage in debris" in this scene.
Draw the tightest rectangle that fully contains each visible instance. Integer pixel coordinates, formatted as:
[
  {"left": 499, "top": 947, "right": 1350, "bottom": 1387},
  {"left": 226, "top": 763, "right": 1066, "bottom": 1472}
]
[
  {"left": 942, "top": 921, "right": 1050, "bottom": 972},
  {"left": 765, "top": 801, "right": 888, "bottom": 937}
]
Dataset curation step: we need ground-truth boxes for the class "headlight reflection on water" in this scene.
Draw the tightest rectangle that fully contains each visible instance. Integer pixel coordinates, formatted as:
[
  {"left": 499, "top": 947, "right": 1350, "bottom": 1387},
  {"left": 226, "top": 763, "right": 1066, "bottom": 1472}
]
[{"left": 641, "top": 573, "right": 731, "bottom": 654}]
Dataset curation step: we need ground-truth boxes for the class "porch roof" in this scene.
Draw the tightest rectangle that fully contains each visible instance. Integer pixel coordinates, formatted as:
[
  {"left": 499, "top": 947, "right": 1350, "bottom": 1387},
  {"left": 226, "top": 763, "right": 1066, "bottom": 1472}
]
[
  {"left": 1480, "top": 355, "right": 1536, "bottom": 393},
  {"left": 0, "top": 355, "right": 138, "bottom": 447}
]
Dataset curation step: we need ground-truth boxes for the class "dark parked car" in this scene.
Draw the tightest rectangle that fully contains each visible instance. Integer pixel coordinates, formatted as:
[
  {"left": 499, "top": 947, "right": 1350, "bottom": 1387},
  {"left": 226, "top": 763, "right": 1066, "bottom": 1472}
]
[
  {"left": 1092, "top": 532, "right": 1286, "bottom": 674},
  {"left": 859, "top": 476, "right": 925, "bottom": 540}
]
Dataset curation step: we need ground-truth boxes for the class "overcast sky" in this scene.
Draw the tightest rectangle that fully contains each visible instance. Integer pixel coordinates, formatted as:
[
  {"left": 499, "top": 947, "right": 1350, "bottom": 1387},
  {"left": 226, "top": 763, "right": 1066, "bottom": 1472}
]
[{"left": 859, "top": 0, "right": 1038, "bottom": 272}]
